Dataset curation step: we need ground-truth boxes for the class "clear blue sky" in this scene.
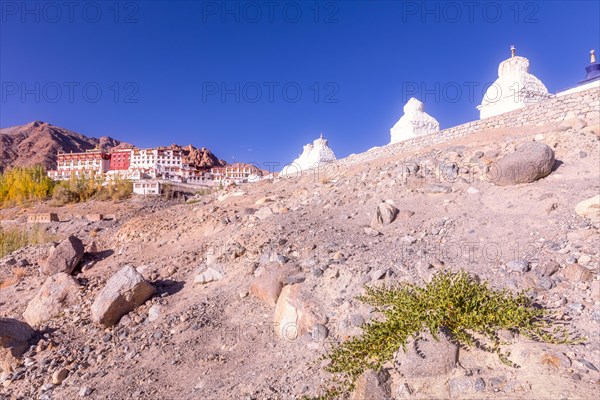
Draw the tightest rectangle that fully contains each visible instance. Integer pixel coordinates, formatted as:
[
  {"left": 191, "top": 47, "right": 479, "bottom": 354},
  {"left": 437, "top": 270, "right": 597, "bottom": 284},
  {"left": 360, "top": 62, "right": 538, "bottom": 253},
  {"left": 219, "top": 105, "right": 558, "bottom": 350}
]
[{"left": 1, "top": 1, "right": 599, "bottom": 167}]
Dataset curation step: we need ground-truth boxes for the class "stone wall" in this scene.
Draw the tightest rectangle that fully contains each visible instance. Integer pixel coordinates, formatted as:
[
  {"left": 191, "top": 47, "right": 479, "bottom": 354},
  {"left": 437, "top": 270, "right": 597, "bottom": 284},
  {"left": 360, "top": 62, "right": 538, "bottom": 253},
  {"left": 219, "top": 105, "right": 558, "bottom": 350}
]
[
  {"left": 27, "top": 213, "right": 59, "bottom": 223},
  {"left": 335, "top": 87, "right": 599, "bottom": 168}
]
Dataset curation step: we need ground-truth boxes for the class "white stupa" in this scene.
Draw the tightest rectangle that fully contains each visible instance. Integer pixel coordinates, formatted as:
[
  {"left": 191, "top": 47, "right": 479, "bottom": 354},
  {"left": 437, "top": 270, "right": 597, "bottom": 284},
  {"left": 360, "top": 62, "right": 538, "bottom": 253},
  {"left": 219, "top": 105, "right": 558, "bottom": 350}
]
[
  {"left": 477, "top": 46, "right": 551, "bottom": 119},
  {"left": 280, "top": 134, "right": 336, "bottom": 176},
  {"left": 390, "top": 97, "right": 440, "bottom": 144}
]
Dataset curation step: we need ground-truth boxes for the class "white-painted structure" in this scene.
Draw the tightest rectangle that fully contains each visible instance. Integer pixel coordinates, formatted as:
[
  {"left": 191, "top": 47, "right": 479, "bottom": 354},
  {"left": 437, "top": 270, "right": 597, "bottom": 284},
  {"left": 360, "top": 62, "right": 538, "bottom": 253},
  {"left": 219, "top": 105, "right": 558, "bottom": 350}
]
[
  {"left": 133, "top": 180, "right": 161, "bottom": 195},
  {"left": 280, "top": 134, "right": 337, "bottom": 176},
  {"left": 478, "top": 48, "right": 551, "bottom": 119},
  {"left": 390, "top": 98, "right": 440, "bottom": 144}
]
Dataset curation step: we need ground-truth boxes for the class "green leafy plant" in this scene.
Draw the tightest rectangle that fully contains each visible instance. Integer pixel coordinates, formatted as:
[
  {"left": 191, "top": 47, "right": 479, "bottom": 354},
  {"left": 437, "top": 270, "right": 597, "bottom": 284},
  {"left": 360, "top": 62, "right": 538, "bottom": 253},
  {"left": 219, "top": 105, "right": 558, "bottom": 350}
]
[{"left": 316, "top": 271, "right": 582, "bottom": 399}]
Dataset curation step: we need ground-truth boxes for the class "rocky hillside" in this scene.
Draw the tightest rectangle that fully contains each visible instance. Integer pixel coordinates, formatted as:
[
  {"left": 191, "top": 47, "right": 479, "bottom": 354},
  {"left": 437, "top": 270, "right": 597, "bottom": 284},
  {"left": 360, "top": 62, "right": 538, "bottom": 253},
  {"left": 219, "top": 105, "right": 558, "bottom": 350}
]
[
  {"left": 0, "top": 115, "right": 599, "bottom": 400},
  {"left": 0, "top": 121, "right": 125, "bottom": 173},
  {"left": 166, "top": 144, "right": 227, "bottom": 169}
]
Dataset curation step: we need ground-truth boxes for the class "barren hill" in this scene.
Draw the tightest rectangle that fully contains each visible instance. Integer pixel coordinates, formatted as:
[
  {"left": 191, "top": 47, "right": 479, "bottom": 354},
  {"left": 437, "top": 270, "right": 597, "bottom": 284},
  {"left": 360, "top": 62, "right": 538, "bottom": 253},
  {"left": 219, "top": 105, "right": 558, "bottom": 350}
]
[
  {"left": 1, "top": 113, "right": 599, "bottom": 399},
  {"left": 0, "top": 121, "right": 126, "bottom": 173}
]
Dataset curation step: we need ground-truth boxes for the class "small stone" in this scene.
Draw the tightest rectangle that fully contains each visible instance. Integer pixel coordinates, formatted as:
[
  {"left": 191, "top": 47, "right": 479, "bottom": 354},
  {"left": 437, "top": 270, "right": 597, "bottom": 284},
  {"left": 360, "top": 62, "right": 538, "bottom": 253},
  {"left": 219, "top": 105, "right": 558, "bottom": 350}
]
[
  {"left": 148, "top": 305, "right": 161, "bottom": 322},
  {"left": 568, "top": 303, "right": 585, "bottom": 313},
  {"left": 578, "top": 255, "right": 591, "bottom": 265},
  {"left": 474, "top": 377, "right": 486, "bottom": 392},
  {"left": 193, "top": 267, "right": 224, "bottom": 284},
  {"left": 79, "top": 386, "right": 93, "bottom": 397},
  {"left": 310, "top": 324, "right": 329, "bottom": 342},
  {"left": 350, "top": 314, "right": 365, "bottom": 327},
  {"left": 449, "top": 377, "right": 472, "bottom": 397},
  {"left": 506, "top": 259, "right": 530, "bottom": 272},
  {"left": 579, "top": 151, "right": 588, "bottom": 158},
  {"left": 538, "top": 260, "right": 560, "bottom": 277},
  {"left": 52, "top": 368, "right": 69, "bottom": 385},
  {"left": 563, "top": 264, "right": 593, "bottom": 282}
]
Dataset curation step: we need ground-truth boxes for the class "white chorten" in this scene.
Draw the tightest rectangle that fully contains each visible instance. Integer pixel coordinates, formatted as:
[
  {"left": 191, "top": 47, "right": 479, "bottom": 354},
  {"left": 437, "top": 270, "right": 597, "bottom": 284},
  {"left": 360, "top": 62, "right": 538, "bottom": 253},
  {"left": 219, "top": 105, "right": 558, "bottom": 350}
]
[
  {"left": 390, "top": 97, "right": 440, "bottom": 144},
  {"left": 477, "top": 46, "right": 551, "bottom": 119},
  {"left": 280, "top": 134, "right": 336, "bottom": 176}
]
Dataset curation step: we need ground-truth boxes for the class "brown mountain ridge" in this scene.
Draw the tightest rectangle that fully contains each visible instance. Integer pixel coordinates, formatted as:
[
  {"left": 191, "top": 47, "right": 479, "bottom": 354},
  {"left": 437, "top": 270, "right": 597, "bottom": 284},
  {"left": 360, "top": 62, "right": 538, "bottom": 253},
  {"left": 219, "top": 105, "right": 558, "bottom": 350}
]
[{"left": 0, "top": 121, "right": 226, "bottom": 173}]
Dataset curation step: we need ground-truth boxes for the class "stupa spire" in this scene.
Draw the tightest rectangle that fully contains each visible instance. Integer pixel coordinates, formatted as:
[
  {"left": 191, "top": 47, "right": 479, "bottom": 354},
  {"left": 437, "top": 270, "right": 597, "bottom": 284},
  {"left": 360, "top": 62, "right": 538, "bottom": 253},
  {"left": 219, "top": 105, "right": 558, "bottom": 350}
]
[
  {"left": 591, "top": 49, "right": 596, "bottom": 64},
  {"left": 511, "top": 45, "right": 516, "bottom": 58}
]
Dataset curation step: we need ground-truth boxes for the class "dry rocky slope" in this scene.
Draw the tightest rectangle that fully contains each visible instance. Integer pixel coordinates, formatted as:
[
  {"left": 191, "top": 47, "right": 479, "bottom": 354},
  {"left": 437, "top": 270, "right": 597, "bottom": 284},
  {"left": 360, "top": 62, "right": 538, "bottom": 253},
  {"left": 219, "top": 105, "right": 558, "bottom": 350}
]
[
  {"left": 1, "top": 115, "right": 600, "bottom": 400},
  {"left": 0, "top": 121, "right": 124, "bottom": 173}
]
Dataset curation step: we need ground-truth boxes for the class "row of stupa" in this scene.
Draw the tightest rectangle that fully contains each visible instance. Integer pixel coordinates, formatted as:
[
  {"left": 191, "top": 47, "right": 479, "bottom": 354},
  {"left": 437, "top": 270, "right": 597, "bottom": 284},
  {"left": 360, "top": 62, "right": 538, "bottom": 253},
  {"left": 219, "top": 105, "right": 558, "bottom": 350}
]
[{"left": 282, "top": 47, "right": 599, "bottom": 175}]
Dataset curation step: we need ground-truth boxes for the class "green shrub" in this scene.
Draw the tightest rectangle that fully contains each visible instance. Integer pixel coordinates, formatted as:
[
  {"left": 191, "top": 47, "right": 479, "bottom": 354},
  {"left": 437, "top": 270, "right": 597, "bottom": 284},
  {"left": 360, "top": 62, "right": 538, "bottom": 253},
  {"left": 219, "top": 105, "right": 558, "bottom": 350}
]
[{"left": 316, "top": 271, "right": 582, "bottom": 399}]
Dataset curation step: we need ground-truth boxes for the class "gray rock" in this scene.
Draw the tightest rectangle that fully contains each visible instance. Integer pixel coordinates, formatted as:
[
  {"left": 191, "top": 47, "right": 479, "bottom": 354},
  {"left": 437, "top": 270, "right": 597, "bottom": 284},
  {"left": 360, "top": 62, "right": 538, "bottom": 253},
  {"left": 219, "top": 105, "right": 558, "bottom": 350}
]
[
  {"left": 310, "top": 324, "right": 329, "bottom": 342},
  {"left": 371, "top": 202, "right": 399, "bottom": 228},
  {"left": 350, "top": 314, "right": 365, "bottom": 327},
  {"left": 350, "top": 369, "right": 391, "bottom": 400},
  {"left": 41, "top": 236, "right": 84, "bottom": 276},
  {"left": 91, "top": 266, "right": 156, "bottom": 327},
  {"left": 489, "top": 142, "right": 555, "bottom": 186},
  {"left": 449, "top": 377, "right": 472, "bottom": 397},
  {"left": 506, "top": 259, "right": 530, "bottom": 272},
  {"left": 538, "top": 260, "right": 560, "bottom": 277},
  {"left": 474, "top": 378, "right": 486, "bottom": 392},
  {"left": 395, "top": 330, "right": 458, "bottom": 377}
]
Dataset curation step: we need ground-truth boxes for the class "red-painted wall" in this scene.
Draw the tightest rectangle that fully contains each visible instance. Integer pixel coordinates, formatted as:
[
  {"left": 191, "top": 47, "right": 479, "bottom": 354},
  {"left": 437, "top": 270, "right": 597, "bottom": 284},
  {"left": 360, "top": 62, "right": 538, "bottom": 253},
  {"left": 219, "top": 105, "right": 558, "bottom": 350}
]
[{"left": 109, "top": 151, "right": 131, "bottom": 171}]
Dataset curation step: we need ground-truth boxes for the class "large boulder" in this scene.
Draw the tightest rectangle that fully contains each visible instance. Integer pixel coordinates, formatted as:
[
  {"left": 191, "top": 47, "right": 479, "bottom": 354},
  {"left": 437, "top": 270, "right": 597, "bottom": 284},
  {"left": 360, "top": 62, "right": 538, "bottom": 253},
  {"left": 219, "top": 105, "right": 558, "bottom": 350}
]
[
  {"left": 394, "top": 330, "right": 458, "bottom": 377},
  {"left": 23, "top": 273, "right": 80, "bottom": 327},
  {"left": 273, "top": 284, "right": 326, "bottom": 341},
  {"left": 41, "top": 236, "right": 84, "bottom": 276},
  {"left": 0, "top": 318, "right": 35, "bottom": 372},
  {"left": 488, "top": 142, "right": 555, "bottom": 186},
  {"left": 91, "top": 266, "right": 156, "bottom": 327}
]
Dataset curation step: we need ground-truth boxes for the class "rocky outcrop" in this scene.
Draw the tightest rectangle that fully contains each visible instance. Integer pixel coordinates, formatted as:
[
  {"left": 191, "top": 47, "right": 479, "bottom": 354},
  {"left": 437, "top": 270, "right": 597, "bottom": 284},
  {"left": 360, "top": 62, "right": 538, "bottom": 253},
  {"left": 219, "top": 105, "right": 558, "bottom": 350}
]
[
  {"left": 23, "top": 273, "right": 80, "bottom": 327},
  {"left": 91, "top": 266, "right": 156, "bottom": 327},
  {"left": 0, "top": 319, "right": 35, "bottom": 372},
  {"left": 41, "top": 236, "right": 84, "bottom": 276},
  {"left": 488, "top": 142, "right": 555, "bottom": 185},
  {"left": 273, "top": 284, "right": 326, "bottom": 341},
  {"left": 167, "top": 144, "right": 227, "bottom": 169}
]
